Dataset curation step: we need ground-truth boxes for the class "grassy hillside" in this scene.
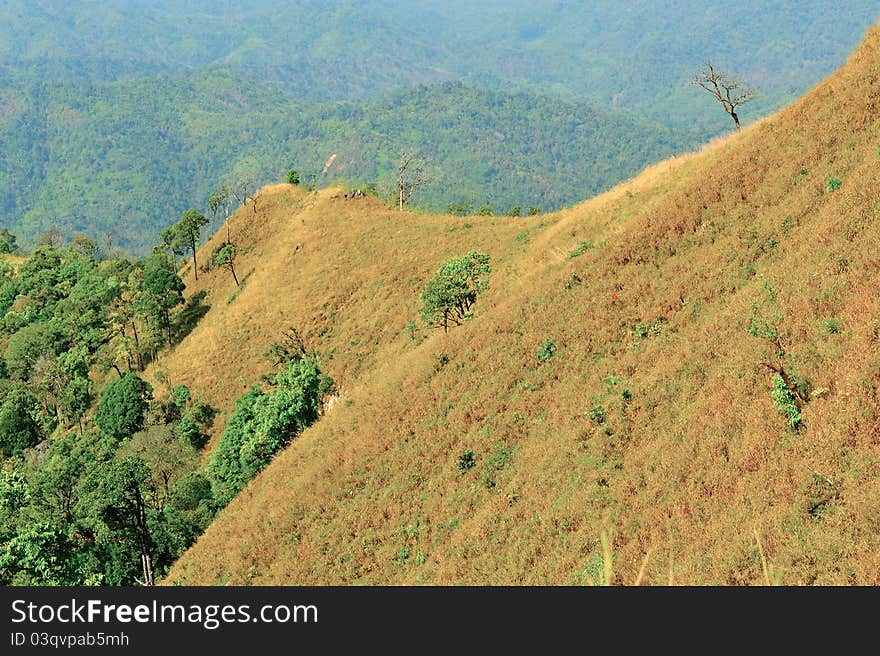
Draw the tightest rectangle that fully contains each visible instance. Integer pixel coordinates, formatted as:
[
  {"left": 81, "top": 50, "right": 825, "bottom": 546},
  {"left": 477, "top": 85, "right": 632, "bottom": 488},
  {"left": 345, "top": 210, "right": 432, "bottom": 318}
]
[{"left": 162, "top": 25, "right": 880, "bottom": 585}]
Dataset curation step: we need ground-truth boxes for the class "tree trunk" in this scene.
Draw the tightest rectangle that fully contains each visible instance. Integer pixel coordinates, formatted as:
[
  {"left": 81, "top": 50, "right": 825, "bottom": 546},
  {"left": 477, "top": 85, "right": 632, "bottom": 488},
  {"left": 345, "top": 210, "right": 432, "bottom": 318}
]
[
  {"left": 731, "top": 111, "right": 740, "bottom": 130},
  {"left": 230, "top": 265, "right": 240, "bottom": 287},
  {"left": 191, "top": 237, "right": 198, "bottom": 280},
  {"left": 131, "top": 322, "right": 144, "bottom": 371},
  {"left": 165, "top": 308, "right": 173, "bottom": 346},
  {"left": 141, "top": 553, "right": 154, "bottom": 586}
]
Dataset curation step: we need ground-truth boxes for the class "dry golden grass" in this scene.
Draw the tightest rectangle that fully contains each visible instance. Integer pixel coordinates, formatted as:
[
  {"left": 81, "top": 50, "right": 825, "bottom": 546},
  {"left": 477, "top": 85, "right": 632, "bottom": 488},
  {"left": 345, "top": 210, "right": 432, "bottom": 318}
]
[{"left": 163, "top": 25, "right": 880, "bottom": 585}]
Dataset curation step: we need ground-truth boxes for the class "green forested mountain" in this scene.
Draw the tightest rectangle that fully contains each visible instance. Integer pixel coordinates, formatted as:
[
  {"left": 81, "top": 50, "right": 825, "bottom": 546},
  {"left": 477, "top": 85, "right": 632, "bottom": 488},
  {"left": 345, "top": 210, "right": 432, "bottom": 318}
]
[
  {"left": 3, "top": 0, "right": 876, "bottom": 117},
  {"left": 0, "top": 73, "right": 690, "bottom": 252},
  {"left": 0, "top": 1, "right": 876, "bottom": 250}
]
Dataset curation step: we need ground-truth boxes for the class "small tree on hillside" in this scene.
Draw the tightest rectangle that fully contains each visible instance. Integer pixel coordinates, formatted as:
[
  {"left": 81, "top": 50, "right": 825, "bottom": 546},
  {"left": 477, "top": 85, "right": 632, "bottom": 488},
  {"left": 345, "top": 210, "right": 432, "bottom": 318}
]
[
  {"left": 396, "top": 151, "right": 430, "bottom": 211},
  {"left": 420, "top": 251, "right": 491, "bottom": 333},
  {"left": 165, "top": 210, "right": 208, "bottom": 280},
  {"left": 232, "top": 174, "right": 258, "bottom": 214},
  {"left": 207, "top": 186, "right": 233, "bottom": 244},
  {"left": 0, "top": 228, "right": 18, "bottom": 254},
  {"left": 692, "top": 61, "right": 756, "bottom": 130},
  {"left": 213, "top": 243, "right": 239, "bottom": 287}
]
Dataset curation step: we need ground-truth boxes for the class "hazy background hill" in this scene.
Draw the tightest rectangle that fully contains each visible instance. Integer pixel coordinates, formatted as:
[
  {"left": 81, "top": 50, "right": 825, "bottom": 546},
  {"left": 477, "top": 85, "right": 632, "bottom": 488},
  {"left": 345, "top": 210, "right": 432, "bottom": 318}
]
[
  {"left": 0, "top": 74, "right": 686, "bottom": 252},
  {"left": 1, "top": 1, "right": 877, "bottom": 251}
]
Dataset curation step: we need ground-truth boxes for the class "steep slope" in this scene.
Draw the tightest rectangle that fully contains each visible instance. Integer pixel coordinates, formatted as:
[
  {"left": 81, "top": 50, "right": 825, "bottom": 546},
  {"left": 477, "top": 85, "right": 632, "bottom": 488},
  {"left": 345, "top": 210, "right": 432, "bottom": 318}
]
[{"left": 164, "top": 26, "right": 880, "bottom": 585}]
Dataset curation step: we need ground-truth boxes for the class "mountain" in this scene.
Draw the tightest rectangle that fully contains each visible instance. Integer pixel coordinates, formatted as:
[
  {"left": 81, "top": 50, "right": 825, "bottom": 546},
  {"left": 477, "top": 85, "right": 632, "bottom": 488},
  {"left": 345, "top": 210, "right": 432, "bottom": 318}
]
[
  {"left": 3, "top": 1, "right": 876, "bottom": 120},
  {"left": 148, "top": 24, "right": 880, "bottom": 584},
  {"left": 0, "top": 73, "right": 690, "bottom": 253},
  {"left": 1, "top": 2, "right": 875, "bottom": 252}
]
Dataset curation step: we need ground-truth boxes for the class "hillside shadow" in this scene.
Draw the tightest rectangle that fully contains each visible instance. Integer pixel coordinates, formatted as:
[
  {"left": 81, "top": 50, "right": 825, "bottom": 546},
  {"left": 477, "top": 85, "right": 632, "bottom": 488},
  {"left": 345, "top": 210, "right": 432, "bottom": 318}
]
[{"left": 173, "top": 290, "right": 211, "bottom": 345}]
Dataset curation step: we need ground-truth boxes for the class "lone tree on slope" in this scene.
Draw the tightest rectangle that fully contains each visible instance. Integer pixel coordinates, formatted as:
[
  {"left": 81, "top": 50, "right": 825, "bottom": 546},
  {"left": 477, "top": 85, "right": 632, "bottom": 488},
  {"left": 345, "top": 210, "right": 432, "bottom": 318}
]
[
  {"left": 396, "top": 151, "right": 430, "bottom": 211},
  {"left": 692, "top": 61, "right": 756, "bottom": 130},
  {"left": 213, "top": 243, "right": 239, "bottom": 287},
  {"left": 419, "top": 251, "right": 491, "bottom": 333},
  {"left": 207, "top": 186, "right": 233, "bottom": 244}
]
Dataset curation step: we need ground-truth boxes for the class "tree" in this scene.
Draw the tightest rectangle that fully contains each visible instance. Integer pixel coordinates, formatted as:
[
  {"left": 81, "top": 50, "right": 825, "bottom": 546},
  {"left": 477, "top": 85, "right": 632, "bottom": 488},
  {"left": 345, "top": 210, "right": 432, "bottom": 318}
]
[
  {"left": 692, "top": 61, "right": 756, "bottom": 130},
  {"left": 212, "top": 243, "right": 239, "bottom": 287},
  {"left": 286, "top": 169, "right": 300, "bottom": 185},
  {"left": 71, "top": 236, "right": 99, "bottom": 259},
  {"left": 0, "top": 383, "right": 43, "bottom": 456},
  {"left": 0, "top": 229, "right": 17, "bottom": 254},
  {"left": 419, "top": 251, "right": 491, "bottom": 332},
  {"left": 35, "top": 228, "right": 62, "bottom": 249},
  {"left": 165, "top": 210, "right": 208, "bottom": 280},
  {"left": 207, "top": 186, "right": 233, "bottom": 244},
  {"left": 396, "top": 151, "right": 430, "bottom": 211},
  {"left": 81, "top": 456, "right": 157, "bottom": 585},
  {"left": 94, "top": 373, "right": 153, "bottom": 442},
  {"left": 139, "top": 252, "right": 186, "bottom": 347},
  {"left": 231, "top": 174, "right": 258, "bottom": 214}
]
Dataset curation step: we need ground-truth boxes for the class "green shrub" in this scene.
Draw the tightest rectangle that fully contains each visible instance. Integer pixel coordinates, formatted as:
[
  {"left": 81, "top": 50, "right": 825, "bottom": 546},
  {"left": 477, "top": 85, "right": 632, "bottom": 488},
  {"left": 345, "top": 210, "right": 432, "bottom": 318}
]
[
  {"left": 286, "top": 169, "right": 300, "bottom": 185},
  {"left": 633, "top": 318, "right": 666, "bottom": 338},
  {"left": 588, "top": 406, "right": 607, "bottom": 425},
  {"left": 820, "top": 318, "right": 842, "bottom": 334},
  {"left": 568, "top": 241, "right": 593, "bottom": 259},
  {"left": 771, "top": 374, "right": 802, "bottom": 430},
  {"left": 206, "top": 357, "right": 332, "bottom": 507},
  {"left": 536, "top": 339, "right": 557, "bottom": 362},
  {"left": 826, "top": 177, "right": 842, "bottom": 192},
  {"left": 564, "top": 272, "right": 583, "bottom": 290},
  {"left": 528, "top": 207, "right": 541, "bottom": 216},
  {"left": 456, "top": 450, "right": 476, "bottom": 475}
]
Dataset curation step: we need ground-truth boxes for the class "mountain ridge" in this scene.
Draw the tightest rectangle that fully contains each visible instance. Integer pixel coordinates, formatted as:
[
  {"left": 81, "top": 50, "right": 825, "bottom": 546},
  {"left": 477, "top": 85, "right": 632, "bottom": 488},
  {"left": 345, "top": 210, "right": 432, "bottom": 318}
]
[{"left": 160, "top": 24, "right": 880, "bottom": 584}]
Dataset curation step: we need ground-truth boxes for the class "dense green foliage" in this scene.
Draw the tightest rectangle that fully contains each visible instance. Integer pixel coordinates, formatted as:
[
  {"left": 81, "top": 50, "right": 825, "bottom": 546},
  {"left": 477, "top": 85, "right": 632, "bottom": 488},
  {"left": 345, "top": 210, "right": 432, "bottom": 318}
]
[
  {"left": 0, "top": 229, "right": 222, "bottom": 584},
  {"left": 0, "top": 238, "right": 332, "bottom": 583},
  {"left": 420, "top": 251, "right": 491, "bottom": 332},
  {"left": 207, "top": 357, "right": 333, "bottom": 507},
  {"left": 2, "top": 1, "right": 874, "bottom": 117},
  {"left": 94, "top": 374, "right": 152, "bottom": 442}
]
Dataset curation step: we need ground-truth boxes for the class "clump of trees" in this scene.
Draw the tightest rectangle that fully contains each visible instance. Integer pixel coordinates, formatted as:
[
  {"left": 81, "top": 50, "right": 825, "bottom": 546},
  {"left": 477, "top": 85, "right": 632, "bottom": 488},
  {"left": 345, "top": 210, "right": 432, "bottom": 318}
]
[
  {"left": 420, "top": 251, "right": 491, "bottom": 332},
  {"left": 0, "top": 223, "right": 221, "bottom": 585},
  {"left": 207, "top": 339, "right": 335, "bottom": 507}
]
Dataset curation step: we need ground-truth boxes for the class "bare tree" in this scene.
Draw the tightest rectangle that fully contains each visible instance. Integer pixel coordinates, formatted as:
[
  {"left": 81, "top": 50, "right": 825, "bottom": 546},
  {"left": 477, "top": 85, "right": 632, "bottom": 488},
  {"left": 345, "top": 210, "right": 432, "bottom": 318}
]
[
  {"left": 208, "top": 185, "right": 233, "bottom": 243},
  {"left": 231, "top": 174, "right": 258, "bottom": 214},
  {"left": 396, "top": 151, "right": 430, "bottom": 211},
  {"left": 692, "top": 61, "right": 756, "bottom": 130}
]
